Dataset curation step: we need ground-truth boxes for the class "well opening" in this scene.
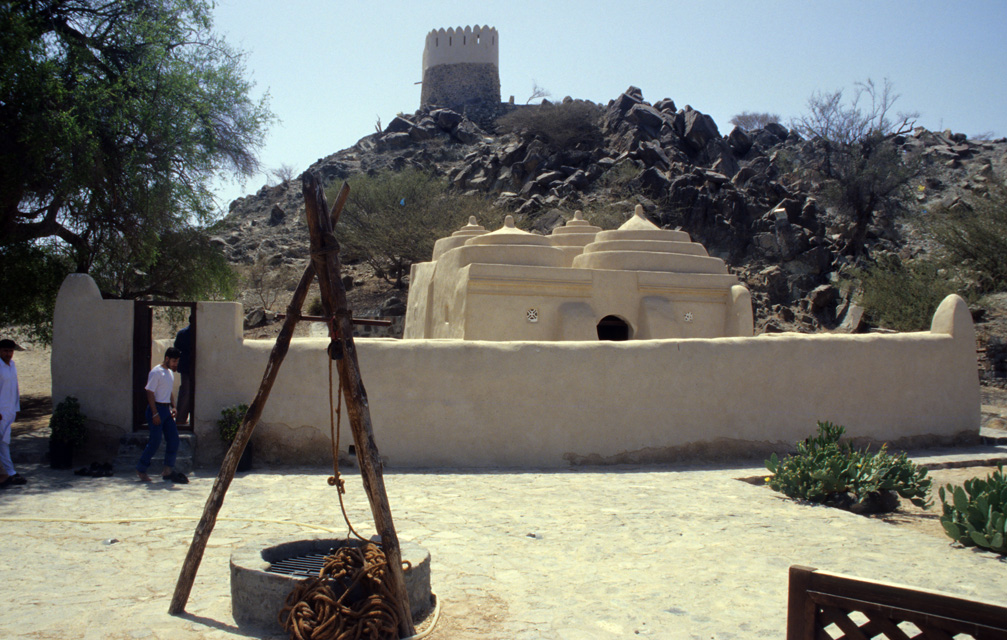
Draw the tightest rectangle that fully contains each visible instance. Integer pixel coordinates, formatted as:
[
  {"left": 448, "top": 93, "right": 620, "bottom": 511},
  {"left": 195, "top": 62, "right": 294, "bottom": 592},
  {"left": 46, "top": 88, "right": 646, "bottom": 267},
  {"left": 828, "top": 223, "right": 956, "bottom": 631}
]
[{"left": 231, "top": 536, "right": 432, "bottom": 634}]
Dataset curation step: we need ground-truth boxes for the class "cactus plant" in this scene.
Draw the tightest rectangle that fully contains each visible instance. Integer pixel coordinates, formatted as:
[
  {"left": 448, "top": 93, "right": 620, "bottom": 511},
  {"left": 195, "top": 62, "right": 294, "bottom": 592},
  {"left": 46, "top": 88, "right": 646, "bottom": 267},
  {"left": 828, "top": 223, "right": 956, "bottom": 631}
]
[
  {"left": 766, "top": 421, "right": 931, "bottom": 513},
  {"left": 938, "top": 465, "right": 1007, "bottom": 554}
]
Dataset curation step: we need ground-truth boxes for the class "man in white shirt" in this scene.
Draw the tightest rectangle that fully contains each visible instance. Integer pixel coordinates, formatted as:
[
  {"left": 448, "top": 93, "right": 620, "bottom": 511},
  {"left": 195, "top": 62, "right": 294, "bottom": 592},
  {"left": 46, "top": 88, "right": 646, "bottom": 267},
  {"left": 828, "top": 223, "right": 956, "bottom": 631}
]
[
  {"left": 0, "top": 338, "right": 26, "bottom": 487},
  {"left": 136, "top": 347, "right": 188, "bottom": 483}
]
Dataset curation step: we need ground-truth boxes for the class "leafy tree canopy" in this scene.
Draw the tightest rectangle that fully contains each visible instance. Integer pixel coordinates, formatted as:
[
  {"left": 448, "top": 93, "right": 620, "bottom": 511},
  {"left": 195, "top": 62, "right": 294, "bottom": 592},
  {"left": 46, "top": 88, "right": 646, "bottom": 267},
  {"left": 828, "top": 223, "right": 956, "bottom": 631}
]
[{"left": 0, "top": 0, "right": 269, "bottom": 340}]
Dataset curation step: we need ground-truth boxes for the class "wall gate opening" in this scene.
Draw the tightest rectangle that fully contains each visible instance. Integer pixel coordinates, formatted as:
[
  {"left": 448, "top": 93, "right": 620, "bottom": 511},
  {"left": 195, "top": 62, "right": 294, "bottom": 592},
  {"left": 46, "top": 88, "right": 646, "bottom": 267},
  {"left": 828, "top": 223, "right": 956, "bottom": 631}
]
[{"left": 132, "top": 301, "right": 196, "bottom": 431}]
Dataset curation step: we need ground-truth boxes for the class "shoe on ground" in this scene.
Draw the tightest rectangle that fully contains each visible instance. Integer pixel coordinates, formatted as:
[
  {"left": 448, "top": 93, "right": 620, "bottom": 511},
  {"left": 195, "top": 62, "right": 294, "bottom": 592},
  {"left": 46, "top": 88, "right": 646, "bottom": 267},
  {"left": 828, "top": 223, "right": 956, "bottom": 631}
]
[
  {"left": 8, "top": 474, "right": 26, "bottom": 486},
  {"left": 162, "top": 471, "right": 188, "bottom": 484}
]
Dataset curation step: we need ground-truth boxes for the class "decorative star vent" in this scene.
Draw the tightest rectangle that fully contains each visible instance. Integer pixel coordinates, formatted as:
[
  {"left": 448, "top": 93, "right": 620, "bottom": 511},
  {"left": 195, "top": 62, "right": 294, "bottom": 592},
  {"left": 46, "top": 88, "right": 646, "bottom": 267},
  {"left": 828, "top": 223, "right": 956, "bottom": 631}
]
[
  {"left": 684, "top": 312, "right": 694, "bottom": 323},
  {"left": 526, "top": 308, "right": 539, "bottom": 323}
]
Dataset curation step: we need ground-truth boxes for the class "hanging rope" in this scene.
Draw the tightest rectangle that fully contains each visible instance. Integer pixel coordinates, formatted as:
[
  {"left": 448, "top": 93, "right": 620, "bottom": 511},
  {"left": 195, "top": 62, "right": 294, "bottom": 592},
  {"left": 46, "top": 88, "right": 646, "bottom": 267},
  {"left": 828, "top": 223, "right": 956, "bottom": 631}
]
[
  {"left": 279, "top": 542, "right": 402, "bottom": 640},
  {"left": 326, "top": 321, "right": 367, "bottom": 542}
]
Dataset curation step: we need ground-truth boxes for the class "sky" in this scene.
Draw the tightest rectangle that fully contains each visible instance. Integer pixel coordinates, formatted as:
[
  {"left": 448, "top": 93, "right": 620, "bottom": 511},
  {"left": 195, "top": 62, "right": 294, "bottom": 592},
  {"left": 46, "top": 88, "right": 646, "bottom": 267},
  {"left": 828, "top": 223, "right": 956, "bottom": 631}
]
[{"left": 210, "top": 0, "right": 1007, "bottom": 211}]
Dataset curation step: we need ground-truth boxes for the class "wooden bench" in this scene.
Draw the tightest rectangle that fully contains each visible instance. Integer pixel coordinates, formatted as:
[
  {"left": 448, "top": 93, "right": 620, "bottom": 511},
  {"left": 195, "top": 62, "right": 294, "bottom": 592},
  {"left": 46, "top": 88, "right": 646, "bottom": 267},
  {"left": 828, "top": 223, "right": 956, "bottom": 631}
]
[{"left": 787, "top": 565, "right": 1007, "bottom": 640}]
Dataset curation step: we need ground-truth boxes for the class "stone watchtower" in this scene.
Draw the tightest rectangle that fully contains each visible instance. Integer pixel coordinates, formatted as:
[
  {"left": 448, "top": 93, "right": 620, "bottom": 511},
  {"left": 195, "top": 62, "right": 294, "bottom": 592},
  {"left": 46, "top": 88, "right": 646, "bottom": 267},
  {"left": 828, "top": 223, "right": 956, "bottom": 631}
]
[{"left": 421, "top": 26, "right": 500, "bottom": 121}]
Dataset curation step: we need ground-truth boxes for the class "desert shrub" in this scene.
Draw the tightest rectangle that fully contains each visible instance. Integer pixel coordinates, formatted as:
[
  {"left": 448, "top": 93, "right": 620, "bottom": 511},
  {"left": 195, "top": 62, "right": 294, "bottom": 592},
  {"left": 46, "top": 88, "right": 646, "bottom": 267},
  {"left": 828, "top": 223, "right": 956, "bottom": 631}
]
[
  {"left": 938, "top": 465, "right": 1007, "bottom": 554},
  {"left": 846, "top": 254, "right": 959, "bottom": 331},
  {"left": 495, "top": 100, "right": 603, "bottom": 149},
  {"left": 242, "top": 252, "right": 294, "bottom": 311},
  {"left": 729, "top": 111, "right": 781, "bottom": 130},
  {"left": 766, "top": 421, "right": 931, "bottom": 512},
  {"left": 49, "top": 396, "right": 88, "bottom": 447},
  {"left": 792, "top": 79, "right": 920, "bottom": 255},
  {"left": 307, "top": 296, "right": 324, "bottom": 316},
  {"left": 928, "top": 184, "right": 1007, "bottom": 294},
  {"left": 595, "top": 162, "right": 641, "bottom": 192},
  {"left": 218, "top": 403, "right": 249, "bottom": 443},
  {"left": 331, "top": 169, "right": 485, "bottom": 287}
]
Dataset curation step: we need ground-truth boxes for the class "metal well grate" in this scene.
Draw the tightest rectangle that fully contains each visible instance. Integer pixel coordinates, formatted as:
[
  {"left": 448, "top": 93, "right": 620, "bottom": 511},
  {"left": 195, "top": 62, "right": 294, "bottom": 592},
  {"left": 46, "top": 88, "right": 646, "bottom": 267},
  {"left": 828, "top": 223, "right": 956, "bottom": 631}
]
[{"left": 266, "top": 553, "right": 328, "bottom": 578}]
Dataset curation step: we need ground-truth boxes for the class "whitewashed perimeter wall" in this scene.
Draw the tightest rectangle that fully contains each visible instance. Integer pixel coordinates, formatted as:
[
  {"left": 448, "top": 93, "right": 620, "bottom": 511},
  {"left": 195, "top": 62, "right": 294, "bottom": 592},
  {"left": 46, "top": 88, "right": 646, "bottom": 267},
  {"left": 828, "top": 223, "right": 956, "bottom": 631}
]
[
  {"left": 52, "top": 275, "right": 980, "bottom": 468},
  {"left": 422, "top": 26, "right": 498, "bottom": 72}
]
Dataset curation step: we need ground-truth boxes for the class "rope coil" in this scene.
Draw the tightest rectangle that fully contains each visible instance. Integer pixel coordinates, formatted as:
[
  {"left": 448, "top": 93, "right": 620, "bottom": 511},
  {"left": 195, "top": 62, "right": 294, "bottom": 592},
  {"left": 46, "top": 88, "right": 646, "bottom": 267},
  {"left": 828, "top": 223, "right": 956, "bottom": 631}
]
[{"left": 279, "top": 543, "right": 404, "bottom": 640}]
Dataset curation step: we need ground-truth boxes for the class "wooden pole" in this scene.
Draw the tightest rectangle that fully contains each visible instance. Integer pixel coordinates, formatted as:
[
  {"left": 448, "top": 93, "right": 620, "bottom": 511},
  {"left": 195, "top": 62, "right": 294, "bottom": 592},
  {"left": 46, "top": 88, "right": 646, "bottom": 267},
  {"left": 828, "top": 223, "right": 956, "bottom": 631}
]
[
  {"left": 303, "top": 173, "right": 415, "bottom": 637},
  {"left": 168, "top": 262, "right": 317, "bottom": 615}
]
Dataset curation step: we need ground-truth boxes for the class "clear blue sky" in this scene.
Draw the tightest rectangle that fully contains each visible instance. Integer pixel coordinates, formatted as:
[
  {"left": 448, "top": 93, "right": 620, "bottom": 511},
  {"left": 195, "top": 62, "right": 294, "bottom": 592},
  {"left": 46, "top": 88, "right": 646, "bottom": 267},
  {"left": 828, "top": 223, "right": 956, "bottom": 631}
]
[{"left": 211, "top": 0, "right": 1007, "bottom": 210}]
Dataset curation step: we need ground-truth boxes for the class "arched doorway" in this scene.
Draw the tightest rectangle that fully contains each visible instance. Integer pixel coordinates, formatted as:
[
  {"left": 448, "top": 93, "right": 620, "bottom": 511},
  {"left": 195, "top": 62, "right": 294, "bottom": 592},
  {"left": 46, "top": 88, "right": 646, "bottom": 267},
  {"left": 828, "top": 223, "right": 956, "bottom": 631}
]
[{"left": 597, "top": 315, "right": 632, "bottom": 341}]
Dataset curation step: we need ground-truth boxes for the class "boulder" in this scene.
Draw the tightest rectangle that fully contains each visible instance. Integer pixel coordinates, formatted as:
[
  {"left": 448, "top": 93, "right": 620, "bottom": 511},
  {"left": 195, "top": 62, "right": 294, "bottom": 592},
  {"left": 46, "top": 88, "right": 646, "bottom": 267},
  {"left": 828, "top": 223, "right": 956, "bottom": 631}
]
[
  {"left": 380, "top": 132, "right": 413, "bottom": 150},
  {"left": 626, "top": 103, "right": 666, "bottom": 134},
  {"left": 432, "top": 108, "right": 463, "bottom": 131},
  {"left": 654, "top": 98, "right": 677, "bottom": 113},
  {"left": 763, "top": 122, "right": 789, "bottom": 139},
  {"left": 381, "top": 297, "right": 407, "bottom": 316},
  {"left": 682, "top": 107, "right": 720, "bottom": 151},
  {"left": 244, "top": 307, "right": 267, "bottom": 330},
  {"left": 451, "top": 120, "right": 481, "bottom": 144},
  {"left": 727, "top": 126, "right": 753, "bottom": 156},
  {"left": 808, "top": 284, "right": 839, "bottom": 311},
  {"left": 384, "top": 115, "right": 414, "bottom": 134}
]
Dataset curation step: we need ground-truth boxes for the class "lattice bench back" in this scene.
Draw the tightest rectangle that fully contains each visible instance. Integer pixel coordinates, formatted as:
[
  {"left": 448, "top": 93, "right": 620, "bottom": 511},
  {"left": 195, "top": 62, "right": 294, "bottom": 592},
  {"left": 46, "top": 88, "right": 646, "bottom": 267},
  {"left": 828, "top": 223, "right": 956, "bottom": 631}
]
[{"left": 787, "top": 565, "right": 1007, "bottom": 640}]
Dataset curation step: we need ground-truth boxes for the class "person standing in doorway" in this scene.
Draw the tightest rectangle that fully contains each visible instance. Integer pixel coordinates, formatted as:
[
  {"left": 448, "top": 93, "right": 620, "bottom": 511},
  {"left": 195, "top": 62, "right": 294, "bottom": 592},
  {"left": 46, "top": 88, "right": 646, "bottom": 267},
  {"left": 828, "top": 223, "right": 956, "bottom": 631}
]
[
  {"left": 173, "top": 316, "right": 193, "bottom": 427},
  {"left": 0, "top": 338, "right": 26, "bottom": 488},
  {"left": 136, "top": 346, "right": 188, "bottom": 483}
]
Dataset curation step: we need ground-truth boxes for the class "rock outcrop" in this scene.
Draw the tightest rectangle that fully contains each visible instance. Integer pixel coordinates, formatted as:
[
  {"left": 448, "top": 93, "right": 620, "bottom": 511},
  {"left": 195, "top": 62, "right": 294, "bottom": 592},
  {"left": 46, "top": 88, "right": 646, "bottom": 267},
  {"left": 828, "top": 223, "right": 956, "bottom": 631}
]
[{"left": 218, "top": 87, "right": 1007, "bottom": 336}]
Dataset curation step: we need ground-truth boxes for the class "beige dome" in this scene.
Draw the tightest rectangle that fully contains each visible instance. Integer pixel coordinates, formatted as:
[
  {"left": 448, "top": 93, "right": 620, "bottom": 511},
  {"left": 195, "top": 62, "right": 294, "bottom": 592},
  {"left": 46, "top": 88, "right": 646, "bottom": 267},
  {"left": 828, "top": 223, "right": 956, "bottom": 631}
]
[
  {"left": 573, "top": 205, "right": 729, "bottom": 274},
  {"left": 432, "top": 216, "right": 488, "bottom": 260}
]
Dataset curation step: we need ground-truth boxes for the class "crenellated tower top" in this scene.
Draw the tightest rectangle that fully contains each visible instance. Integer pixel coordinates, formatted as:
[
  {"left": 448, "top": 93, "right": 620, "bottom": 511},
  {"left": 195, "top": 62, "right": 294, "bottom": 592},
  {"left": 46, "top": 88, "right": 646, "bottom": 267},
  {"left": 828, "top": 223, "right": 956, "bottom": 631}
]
[{"left": 422, "top": 26, "right": 499, "bottom": 73}]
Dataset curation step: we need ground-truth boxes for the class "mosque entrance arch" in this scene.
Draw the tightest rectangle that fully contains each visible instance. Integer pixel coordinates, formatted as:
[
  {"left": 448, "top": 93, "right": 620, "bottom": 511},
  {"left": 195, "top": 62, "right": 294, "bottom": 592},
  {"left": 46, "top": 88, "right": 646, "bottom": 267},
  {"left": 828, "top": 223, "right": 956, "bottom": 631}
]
[{"left": 596, "top": 315, "right": 632, "bottom": 341}]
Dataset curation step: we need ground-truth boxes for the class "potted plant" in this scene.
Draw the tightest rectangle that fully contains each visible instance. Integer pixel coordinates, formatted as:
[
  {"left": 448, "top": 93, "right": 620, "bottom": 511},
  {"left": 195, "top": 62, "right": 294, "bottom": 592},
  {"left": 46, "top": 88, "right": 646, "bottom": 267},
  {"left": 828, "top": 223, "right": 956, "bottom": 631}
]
[
  {"left": 218, "top": 403, "right": 252, "bottom": 472},
  {"left": 49, "top": 396, "right": 87, "bottom": 469}
]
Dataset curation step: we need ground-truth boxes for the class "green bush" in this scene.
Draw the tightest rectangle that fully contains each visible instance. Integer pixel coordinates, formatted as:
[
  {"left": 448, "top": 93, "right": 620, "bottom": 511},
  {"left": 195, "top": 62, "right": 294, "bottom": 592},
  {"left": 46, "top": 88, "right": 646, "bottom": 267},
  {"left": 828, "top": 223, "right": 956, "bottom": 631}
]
[
  {"left": 495, "top": 100, "right": 603, "bottom": 149},
  {"left": 766, "top": 421, "right": 931, "bottom": 512},
  {"left": 49, "top": 396, "right": 88, "bottom": 447},
  {"left": 928, "top": 184, "right": 1007, "bottom": 295},
  {"left": 847, "top": 254, "right": 959, "bottom": 331},
  {"left": 218, "top": 404, "right": 249, "bottom": 443},
  {"left": 307, "top": 296, "right": 324, "bottom": 317},
  {"left": 938, "top": 465, "right": 1007, "bottom": 554}
]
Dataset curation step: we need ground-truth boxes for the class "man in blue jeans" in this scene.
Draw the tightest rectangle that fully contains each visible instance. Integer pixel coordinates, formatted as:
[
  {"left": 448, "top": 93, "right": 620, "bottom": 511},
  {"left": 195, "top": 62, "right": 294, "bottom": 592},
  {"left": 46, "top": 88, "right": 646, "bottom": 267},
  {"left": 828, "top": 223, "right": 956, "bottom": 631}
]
[{"left": 137, "top": 347, "right": 188, "bottom": 483}]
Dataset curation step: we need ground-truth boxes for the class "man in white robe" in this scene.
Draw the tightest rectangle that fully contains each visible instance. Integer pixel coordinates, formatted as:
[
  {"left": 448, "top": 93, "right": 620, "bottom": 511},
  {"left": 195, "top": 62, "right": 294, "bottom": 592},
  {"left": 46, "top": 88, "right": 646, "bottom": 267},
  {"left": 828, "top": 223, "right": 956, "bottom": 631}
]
[{"left": 0, "top": 338, "right": 26, "bottom": 487}]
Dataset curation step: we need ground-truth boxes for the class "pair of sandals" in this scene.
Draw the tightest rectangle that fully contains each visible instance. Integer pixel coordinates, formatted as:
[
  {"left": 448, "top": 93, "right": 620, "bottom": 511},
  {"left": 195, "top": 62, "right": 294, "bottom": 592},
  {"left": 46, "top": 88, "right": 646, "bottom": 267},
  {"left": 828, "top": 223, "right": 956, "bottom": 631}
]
[
  {"left": 75, "top": 462, "right": 114, "bottom": 478},
  {"left": 0, "top": 474, "right": 27, "bottom": 488},
  {"left": 162, "top": 471, "right": 189, "bottom": 484}
]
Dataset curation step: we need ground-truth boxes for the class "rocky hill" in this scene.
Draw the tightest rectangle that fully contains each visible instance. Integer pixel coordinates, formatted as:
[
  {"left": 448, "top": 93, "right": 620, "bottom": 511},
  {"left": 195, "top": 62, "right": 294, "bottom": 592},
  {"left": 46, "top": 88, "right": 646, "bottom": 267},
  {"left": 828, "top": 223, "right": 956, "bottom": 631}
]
[{"left": 215, "top": 86, "right": 1007, "bottom": 384}]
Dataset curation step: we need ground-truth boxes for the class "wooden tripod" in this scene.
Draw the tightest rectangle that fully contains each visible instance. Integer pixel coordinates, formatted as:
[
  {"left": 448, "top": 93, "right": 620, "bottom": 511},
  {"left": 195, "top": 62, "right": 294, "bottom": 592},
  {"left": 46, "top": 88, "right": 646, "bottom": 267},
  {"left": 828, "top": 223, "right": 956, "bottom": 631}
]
[{"left": 168, "top": 173, "right": 415, "bottom": 638}]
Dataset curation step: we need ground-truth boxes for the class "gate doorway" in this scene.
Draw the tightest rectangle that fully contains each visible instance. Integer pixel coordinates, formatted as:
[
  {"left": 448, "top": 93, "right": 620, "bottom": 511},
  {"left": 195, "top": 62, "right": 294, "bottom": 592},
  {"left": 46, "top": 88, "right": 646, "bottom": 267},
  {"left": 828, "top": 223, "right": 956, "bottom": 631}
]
[
  {"left": 132, "top": 301, "right": 196, "bottom": 431},
  {"left": 597, "top": 315, "right": 632, "bottom": 341}
]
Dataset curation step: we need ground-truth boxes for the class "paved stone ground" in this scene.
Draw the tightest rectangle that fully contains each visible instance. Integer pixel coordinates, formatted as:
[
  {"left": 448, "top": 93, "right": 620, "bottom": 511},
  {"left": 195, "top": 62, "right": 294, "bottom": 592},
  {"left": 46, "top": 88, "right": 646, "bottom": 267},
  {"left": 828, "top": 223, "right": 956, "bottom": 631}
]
[{"left": 2, "top": 444, "right": 1007, "bottom": 640}]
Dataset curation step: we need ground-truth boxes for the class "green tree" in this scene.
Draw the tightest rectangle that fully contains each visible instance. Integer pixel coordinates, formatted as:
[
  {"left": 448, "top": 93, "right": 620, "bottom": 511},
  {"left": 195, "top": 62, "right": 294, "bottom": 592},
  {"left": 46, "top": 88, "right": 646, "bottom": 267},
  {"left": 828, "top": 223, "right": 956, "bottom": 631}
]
[
  {"left": 792, "top": 79, "right": 919, "bottom": 255},
  {"left": 333, "top": 169, "right": 486, "bottom": 288},
  {"left": 0, "top": 0, "right": 270, "bottom": 339}
]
